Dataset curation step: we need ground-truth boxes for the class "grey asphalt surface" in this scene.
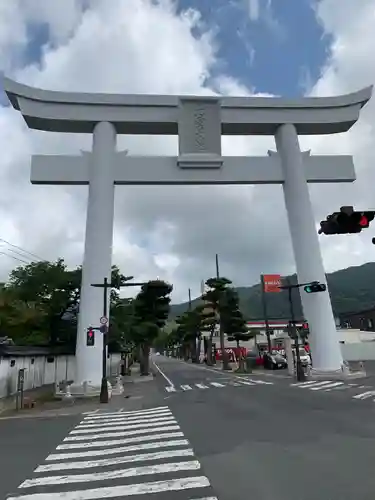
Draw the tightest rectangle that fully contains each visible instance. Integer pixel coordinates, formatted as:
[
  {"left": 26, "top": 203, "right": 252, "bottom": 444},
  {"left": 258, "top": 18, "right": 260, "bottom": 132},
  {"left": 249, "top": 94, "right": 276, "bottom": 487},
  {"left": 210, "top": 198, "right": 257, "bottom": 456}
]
[
  {"left": 153, "top": 355, "right": 375, "bottom": 500},
  {"left": 0, "top": 415, "right": 82, "bottom": 499},
  {"left": 4, "top": 358, "right": 375, "bottom": 499}
]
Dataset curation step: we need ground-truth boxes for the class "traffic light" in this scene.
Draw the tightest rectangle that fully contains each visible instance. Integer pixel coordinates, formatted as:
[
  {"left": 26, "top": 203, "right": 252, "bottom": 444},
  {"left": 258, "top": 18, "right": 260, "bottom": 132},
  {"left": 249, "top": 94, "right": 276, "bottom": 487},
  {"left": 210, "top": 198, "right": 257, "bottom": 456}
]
[
  {"left": 304, "top": 281, "right": 326, "bottom": 293},
  {"left": 86, "top": 327, "right": 95, "bottom": 346},
  {"left": 319, "top": 206, "right": 375, "bottom": 235}
]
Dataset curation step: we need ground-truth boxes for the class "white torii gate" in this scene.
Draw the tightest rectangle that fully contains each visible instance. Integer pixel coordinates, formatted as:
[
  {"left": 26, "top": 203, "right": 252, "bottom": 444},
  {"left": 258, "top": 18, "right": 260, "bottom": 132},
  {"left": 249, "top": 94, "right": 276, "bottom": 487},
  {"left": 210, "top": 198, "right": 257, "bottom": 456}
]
[{"left": 3, "top": 78, "right": 372, "bottom": 393}]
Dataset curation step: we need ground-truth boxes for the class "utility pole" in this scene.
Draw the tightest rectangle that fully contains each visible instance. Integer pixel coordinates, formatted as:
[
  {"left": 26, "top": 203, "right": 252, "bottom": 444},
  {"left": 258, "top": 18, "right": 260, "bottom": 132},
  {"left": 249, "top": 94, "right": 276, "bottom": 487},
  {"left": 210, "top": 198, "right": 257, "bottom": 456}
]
[
  {"left": 188, "top": 288, "right": 192, "bottom": 310},
  {"left": 260, "top": 274, "right": 272, "bottom": 353},
  {"left": 215, "top": 254, "right": 230, "bottom": 371},
  {"left": 91, "top": 275, "right": 145, "bottom": 403}
]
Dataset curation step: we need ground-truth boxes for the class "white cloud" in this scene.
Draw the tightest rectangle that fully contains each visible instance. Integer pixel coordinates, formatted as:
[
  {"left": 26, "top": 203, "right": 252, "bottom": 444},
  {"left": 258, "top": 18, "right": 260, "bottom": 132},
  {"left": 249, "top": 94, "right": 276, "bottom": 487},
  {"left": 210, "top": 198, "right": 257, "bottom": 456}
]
[
  {"left": 0, "top": 0, "right": 374, "bottom": 305},
  {"left": 248, "top": 0, "right": 260, "bottom": 20}
]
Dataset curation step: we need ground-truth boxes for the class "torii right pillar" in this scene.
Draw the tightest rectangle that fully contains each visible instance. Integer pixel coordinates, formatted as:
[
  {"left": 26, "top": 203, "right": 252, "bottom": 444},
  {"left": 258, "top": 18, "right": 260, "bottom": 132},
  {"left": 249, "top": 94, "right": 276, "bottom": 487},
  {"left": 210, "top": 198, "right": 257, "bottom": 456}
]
[{"left": 276, "top": 124, "right": 343, "bottom": 373}]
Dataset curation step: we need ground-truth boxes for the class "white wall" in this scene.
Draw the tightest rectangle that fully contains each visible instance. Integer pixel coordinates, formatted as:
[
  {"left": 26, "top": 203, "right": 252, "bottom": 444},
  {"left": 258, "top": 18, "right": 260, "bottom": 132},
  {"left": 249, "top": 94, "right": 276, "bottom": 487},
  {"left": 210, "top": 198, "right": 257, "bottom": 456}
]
[
  {"left": 0, "top": 353, "right": 122, "bottom": 399},
  {"left": 340, "top": 342, "right": 375, "bottom": 361}
]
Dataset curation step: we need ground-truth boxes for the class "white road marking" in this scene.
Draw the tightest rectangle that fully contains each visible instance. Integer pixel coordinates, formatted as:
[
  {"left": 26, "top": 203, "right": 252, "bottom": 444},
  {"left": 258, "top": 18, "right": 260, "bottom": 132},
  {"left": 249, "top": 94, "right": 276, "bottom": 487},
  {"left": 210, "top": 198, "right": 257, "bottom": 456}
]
[
  {"left": 181, "top": 385, "right": 193, "bottom": 391},
  {"left": 58, "top": 431, "right": 185, "bottom": 449},
  {"left": 70, "top": 419, "right": 177, "bottom": 434},
  {"left": 47, "top": 439, "right": 189, "bottom": 461},
  {"left": 20, "top": 460, "right": 201, "bottom": 488},
  {"left": 321, "top": 382, "right": 345, "bottom": 391},
  {"left": 82, "top": 409, "right": 172, "bottom": 423},
  {"left": 165, "top": 385, "right": 176, "bottom": 392},
  {"left": 36, "top": 448, "right": 195, "bottom": 472},
  {"left": 8, "top": 476, "right": 211, "bottom": 500},
  {"left": 210, "top": 382, "right": 225, "bottom": 388},
  {"left": 64, "top": 425, "right": 181, "bottom": 441},
  {"left": 236, "top": 380, "right": 256, "bottom": 386},
  {"left": 77, "top": 415, "right": 174, "bottom": 428},
  {"left": 84, "top": 406, "right": 170, "bottom": 419},
  {"left": 190, "top": 498, "right": 218, "bottom": 500},
  {"left": 291, "top": 380, "right": 318, "bottom": 387},
  {"left": 308, "top": 380, "right": 343, "bottom": 391},
  {"left": 244, "top": 378, "right": 273, "bottom": 385},
  {"left": 196, "top": 383, "right": 209, "bottom": 389},
  {"left": 152, "top": 361, "right": 175, "bottom": 386},
  {"left": 353, "top": 390, "right": 375, "bottom": 400}
]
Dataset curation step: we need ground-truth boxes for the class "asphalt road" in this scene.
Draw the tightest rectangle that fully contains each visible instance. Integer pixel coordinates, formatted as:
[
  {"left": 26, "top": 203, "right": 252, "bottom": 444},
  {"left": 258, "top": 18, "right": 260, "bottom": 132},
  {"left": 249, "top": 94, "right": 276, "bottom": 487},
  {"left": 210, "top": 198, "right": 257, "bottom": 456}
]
[
  {"left": 4, "top": 358, "right": 375, "bottom": 499},
  {"left": 153, "top": 355, "right": 375, "bottom": 500},
  {"left": 0, "top": 414, "right": 82, "bottom": 499}
]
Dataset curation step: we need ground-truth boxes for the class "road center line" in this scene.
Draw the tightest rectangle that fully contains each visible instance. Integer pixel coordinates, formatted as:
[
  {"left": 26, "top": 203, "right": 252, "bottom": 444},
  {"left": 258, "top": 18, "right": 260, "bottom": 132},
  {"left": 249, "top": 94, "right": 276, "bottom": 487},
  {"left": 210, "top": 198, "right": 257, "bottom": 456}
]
[{"left": 153, "top": 360, "right": 175, "bottom": 391}]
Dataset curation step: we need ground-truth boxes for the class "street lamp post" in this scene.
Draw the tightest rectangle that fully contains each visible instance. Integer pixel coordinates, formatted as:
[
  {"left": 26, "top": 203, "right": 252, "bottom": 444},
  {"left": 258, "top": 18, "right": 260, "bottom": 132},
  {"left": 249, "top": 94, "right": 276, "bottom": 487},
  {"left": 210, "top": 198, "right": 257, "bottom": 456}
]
[{"left": 91, "top": 276, "right": 145, "bottom": 403}]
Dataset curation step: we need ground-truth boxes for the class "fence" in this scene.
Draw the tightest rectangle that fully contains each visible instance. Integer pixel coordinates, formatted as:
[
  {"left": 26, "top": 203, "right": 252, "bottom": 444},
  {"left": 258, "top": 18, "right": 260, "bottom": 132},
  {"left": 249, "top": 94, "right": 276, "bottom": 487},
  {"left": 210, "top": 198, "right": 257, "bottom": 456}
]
[{"left": 0, "top": 346, "right": 122, "bottom": 399}]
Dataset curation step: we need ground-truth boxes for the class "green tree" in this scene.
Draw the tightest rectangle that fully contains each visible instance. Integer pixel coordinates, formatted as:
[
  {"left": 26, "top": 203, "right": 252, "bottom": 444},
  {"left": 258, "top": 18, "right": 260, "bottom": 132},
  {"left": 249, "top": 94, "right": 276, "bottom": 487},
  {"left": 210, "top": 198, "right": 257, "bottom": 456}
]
[
  {"left": 222, "top": 287, "right": 253, "bottom": 371},
  {"left": 202, "top": 276, "right": 232, "bottom": 369},
  {"left": 0, "top": 288, "right": 48, "bottom": 345},
  {"left": 198, "top": 305, "right": 217, "bottom": 365},
  {"left": 221, "top": 287, "right": 249, "bottom": 341},
  {"left": 5, "top": 259, "right": 81, "bottom": 346},
  {"left": 175, "top": 307, "right": 202, "bottom": 362},
  {"left": 132, "top": 280, "right": 173, "bottom": 375},
  {"left": 4, "top": 259, "right": 129, "bottom": 347}
]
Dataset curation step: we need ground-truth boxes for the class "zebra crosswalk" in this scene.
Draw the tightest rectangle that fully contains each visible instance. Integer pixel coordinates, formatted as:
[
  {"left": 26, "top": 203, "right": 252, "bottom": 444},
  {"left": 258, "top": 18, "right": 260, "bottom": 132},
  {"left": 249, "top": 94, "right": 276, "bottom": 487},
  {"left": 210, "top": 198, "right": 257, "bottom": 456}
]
[
  {"left": 290, "top": 379, "right": 375, "bottom": 400},
  {"left": 6, "top": 406, "right": 218, "bottom": 499},
  {"left": 165, "top": 377, "right": 274, "bottom": 393}
]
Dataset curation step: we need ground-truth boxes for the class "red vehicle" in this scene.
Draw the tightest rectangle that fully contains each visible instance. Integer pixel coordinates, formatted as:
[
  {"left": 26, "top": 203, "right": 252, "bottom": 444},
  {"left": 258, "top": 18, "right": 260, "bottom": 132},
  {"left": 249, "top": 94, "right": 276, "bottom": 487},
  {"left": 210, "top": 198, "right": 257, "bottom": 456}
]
[{"left": 215, "top": 347, "right": 247, "bottom": 362}]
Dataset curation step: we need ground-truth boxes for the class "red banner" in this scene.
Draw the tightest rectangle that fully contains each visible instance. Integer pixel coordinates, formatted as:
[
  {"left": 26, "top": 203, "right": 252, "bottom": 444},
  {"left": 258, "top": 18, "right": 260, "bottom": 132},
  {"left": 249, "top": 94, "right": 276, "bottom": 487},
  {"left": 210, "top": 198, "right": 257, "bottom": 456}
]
[
  {"left": 263, "top": 274, "right": 281, "bottom": 293},
  {"left": 215, "top": 347, "right": 247, "bottom": 362}
]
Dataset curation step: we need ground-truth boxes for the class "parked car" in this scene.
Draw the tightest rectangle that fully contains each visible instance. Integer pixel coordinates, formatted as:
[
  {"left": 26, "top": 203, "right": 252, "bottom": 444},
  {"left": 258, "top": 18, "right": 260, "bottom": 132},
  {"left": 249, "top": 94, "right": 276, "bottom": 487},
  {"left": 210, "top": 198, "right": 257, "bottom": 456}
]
[
  {"left": 293, "top": 348, "right": 311, "bottom": 367},
  {"left": 263, "top": 352, "right": 288, "bottom": 370}
]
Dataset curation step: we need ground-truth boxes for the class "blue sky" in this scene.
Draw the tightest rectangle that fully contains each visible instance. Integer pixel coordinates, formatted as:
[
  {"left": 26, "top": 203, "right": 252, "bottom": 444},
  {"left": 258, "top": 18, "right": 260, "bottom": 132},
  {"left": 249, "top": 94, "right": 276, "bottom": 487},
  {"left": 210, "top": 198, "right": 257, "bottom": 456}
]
[
  {"left": 7, "top": 0, "right": 331, "bottom": 99},
  {"left": 177, "top": 0, "right": 332, "bottom": 96}
]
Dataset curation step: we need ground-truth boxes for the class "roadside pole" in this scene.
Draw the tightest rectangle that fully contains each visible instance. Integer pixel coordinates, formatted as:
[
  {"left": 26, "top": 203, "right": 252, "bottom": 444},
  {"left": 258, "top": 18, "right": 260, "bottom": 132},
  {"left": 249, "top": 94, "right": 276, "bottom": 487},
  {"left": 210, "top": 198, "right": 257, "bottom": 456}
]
[
  {"left": 91, "top": 276, "right": 145, "bottom": 403},
  {"left": 260, "top": 274, "right": 272, "bottom": 352},
  {"left": 216, "top": 254, "right": 230, "bottom": 370}
]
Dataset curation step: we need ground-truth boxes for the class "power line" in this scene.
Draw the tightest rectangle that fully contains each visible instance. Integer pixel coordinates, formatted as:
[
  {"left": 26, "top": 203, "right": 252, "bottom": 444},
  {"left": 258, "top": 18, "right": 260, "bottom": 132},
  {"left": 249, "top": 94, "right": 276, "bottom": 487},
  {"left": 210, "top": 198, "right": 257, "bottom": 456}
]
[
  {"left": 0, "top": 238, "right": 45, "bottom": 261},
  {"left": 0, "top": 251, "right": 30, "bottom": 265},
  {"left": 5, "top": 247, "right": 34, "bottom": 260}
]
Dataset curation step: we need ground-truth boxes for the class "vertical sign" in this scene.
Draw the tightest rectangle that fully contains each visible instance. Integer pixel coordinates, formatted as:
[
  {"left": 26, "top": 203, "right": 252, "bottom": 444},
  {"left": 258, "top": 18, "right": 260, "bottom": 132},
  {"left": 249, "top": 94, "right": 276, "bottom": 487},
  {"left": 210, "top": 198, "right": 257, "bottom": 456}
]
[
  {"left": 260, "top": 274, "right": 281, "bottom": 353},
  {"left": 263, "top": 274, "right": 282, "bottom": 293}
]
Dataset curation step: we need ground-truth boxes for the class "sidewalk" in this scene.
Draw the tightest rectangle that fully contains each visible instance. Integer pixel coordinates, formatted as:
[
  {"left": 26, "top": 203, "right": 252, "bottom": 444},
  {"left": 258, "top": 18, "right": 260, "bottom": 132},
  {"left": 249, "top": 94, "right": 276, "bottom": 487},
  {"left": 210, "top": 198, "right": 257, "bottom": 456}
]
[{"left": 0, "top": 363, "right": 159, "bottom": 419}]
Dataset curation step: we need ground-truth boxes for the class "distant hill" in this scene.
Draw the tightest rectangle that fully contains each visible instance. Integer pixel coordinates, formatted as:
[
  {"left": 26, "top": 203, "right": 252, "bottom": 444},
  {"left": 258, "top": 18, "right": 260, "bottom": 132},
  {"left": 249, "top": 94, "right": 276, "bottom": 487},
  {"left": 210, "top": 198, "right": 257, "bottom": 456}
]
[{"left": 169, "top": 262, "right": 375, "bottom": 320}]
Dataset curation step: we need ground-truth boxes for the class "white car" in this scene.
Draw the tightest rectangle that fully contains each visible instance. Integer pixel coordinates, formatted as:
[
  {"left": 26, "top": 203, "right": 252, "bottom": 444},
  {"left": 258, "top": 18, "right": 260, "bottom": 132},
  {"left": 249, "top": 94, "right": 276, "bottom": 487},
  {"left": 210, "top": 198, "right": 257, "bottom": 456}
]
[{"left": 293, "top": 348, "right": 311, "bottom": 366}]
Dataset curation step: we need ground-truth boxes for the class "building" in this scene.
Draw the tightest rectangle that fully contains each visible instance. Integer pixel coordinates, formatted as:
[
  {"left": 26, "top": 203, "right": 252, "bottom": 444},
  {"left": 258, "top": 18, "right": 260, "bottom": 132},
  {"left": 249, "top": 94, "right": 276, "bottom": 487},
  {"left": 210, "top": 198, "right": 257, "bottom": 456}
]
[
  {"left": 246, "top": 320, "right": 307, "bottom": 336},
  {"left": 338, "top": 307, "right": 375, "bottom": 331}
]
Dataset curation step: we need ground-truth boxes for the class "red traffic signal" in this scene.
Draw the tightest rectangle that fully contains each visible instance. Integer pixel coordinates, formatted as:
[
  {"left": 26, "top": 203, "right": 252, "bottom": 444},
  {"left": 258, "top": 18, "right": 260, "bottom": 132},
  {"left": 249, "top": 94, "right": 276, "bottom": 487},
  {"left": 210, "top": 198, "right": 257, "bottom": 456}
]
[
  {"left": 319, "top": 207, "right": 375, "bottom": 235},
  {"left": 86, "top": 327, "right": 95, "bottom": 346}
]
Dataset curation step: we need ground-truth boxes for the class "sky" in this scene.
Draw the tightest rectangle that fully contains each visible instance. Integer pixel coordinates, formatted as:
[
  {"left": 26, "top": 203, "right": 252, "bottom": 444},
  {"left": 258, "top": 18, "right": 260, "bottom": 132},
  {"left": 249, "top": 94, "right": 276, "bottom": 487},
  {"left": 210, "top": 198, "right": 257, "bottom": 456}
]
[{"left": 0, "top": 0, "right": 374, "bottom": 304}]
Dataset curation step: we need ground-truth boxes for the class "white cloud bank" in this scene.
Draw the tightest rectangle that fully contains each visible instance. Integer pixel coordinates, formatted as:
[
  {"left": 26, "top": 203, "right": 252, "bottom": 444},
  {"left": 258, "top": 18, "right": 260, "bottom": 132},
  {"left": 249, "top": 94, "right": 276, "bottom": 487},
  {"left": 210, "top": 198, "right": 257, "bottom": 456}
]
[{"left": 0, "top": 0, "right": 374, "bottom": 303}]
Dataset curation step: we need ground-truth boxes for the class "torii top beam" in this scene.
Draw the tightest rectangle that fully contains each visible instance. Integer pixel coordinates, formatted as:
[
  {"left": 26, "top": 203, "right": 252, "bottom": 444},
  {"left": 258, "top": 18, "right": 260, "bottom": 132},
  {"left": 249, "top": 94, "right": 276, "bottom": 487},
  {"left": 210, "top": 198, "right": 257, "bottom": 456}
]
[{"left": 3, "top": 77, "right": 372, "bottom": 136}]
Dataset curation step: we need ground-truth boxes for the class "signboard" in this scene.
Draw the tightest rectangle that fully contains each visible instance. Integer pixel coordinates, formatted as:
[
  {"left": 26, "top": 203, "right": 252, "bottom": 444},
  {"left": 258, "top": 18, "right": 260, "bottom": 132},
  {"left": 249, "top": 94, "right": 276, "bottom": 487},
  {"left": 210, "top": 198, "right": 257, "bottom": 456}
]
[
  {"left": 17, "top": 368, "right": 25, "bottom": 392},
  {"left": 100, "top": 316, "right": 108, "bottom": 325},
  {"left": 263, "top": 274, "right": 281, "bottom": 293},
  {"left": 215, "top": 347, "right": 246, "bottom": 362}
]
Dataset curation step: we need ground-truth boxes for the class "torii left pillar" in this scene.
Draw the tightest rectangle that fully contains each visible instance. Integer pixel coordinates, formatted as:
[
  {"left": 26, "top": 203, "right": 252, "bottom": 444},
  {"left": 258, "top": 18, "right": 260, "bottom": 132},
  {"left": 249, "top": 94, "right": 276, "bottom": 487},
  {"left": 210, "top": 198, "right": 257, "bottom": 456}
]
[{"left": 73, "top": 122, "right": 116, "bottom": 394}]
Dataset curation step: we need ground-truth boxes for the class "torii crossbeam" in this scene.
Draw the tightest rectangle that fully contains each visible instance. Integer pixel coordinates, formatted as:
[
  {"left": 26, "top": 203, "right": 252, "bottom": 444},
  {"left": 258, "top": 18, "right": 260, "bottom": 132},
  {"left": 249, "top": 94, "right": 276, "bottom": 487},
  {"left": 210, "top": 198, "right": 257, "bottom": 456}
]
[{"left": 3, "top": 77, "right": 372, "bottom": 393}]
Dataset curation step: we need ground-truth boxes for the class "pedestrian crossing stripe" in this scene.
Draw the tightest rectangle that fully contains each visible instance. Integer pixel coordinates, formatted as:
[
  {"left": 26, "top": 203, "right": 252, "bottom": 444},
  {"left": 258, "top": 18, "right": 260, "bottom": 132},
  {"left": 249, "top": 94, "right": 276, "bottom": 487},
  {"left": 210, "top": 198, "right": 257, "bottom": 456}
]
[
  {"left": 164, "top": 377, "right": 274, "bottom": 393},
  {"left": 290, "top": 379, "right": 375, "bottom": 400},
  {"left": 7, "top": 405, "right": 218, "bottom": 500}
]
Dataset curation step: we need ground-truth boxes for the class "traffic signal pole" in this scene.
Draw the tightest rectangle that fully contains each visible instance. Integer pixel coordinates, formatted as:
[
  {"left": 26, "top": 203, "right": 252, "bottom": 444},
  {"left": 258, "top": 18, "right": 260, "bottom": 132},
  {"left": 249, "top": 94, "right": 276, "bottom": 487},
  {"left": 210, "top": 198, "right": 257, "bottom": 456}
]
[
  {"left": 91, "top": 276, "right": 145, "bottom": 403},
  {"left": 279, "top": 278, "right": 325, "bottom": 381}
]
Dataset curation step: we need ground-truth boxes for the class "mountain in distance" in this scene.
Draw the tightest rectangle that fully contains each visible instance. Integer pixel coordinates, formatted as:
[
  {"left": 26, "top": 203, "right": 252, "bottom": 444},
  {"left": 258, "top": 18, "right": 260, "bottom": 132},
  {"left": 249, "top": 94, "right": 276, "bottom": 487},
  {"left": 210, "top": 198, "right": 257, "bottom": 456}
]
[{"left": 169, "top": 262, "right": 375, "bottom": 320}]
